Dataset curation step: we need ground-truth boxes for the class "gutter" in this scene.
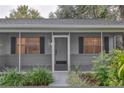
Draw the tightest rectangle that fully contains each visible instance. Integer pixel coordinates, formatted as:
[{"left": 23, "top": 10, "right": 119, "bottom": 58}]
[{"left": 0, "top": 24, "right": 124, "bottom": 29}]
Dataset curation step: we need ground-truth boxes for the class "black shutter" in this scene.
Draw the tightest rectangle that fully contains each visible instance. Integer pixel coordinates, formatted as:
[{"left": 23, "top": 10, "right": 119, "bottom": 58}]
[
  {"left": 40, "top": 37, "right": 45, "bottom": 54},
  {"left": 104, "top": 37, "right": 109, "bottom": 53},
  {"left": 11, "top": 37, "right": 16, "bottom": 54},
  {"left": 79, "top": 37, "right": 84, "bottom": 54}
]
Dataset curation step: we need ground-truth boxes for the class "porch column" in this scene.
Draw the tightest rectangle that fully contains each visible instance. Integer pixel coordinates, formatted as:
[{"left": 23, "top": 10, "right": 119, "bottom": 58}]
[
  {"left": 101, "top": 32, "right": 103, "bottom": 62},
  {"left": 52, "top": 32, "right": 54, "bottom": 72},
  {"left": 68, "top": 32, "right": 70, "bottom": 71},
  {"left": 19, "top": 32, "right": 21, "bottom": 72},
  {"left": 101, "top": 32, "right": 103, "bottom": 53}
]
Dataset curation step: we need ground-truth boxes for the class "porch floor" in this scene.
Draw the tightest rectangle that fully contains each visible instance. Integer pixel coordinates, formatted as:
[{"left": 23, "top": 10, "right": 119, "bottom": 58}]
[{"left": 49, "top": 72, "right": 69, "bottom": 87}]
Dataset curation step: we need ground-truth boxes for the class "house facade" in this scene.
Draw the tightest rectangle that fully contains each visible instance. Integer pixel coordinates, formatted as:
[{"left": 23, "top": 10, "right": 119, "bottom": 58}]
[{"left": 0, "top": 19, "right": 123, "bottom": 72}]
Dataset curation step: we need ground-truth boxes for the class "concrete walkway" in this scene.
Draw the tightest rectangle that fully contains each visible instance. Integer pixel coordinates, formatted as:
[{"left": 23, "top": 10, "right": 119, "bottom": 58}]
[{"left": 49, "top": 72, "right": 69, "bottom": 87}]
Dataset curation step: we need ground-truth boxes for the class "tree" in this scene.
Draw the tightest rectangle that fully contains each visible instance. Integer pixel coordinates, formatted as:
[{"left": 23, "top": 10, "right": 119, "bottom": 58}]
[
  {"left": 49, "top": 5, "right": 118, "bottom": 20},
  {"left": 119, "top": 6, "right": 124, "bottom": 20},
  {"left": 50, "top": 6, "right": 76, "bottom": 19},
  {"left": 49, "top": 12, "right": 55, "bottom": 19},
  {"left": 6, "top": 5, "right": 42, "bottom": 19},
  {"left": 74, "top": 5, "right": 110, "bottom": 19}
]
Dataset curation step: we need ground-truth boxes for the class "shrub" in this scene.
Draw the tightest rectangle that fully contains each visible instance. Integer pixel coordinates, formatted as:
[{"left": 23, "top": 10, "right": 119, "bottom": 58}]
[
  {"left": 73, "top": 65, "right": 80, "bottom": 73},
  {"left": 0, "top": 69, "right": 25, "bottom": 86},
  {"left": 0, "top": 68, "right": 53, "bottom": 86},
  {"left": 24, "top": 68, "right": 53, "bottom": 86},
  {"left": 68, "top": 71, "right": 97, "bottom": 87},
  {"left": 108, "top": 49, "right": 124, "bottom": 86},
  {"left": 79, "top": 72, "right": 98, "bottom": 86},
  {"left": 92, "top": 49, "right": 124, "bottom": 86},
  {"left": 92, "top": 52, "right": 110, "bottom": 86}
]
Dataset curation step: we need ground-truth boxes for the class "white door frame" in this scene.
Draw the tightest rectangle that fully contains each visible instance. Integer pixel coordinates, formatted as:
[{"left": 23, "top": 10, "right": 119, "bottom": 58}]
[{"left": 52, "top": 34, "right": 70, "bottom": 72}]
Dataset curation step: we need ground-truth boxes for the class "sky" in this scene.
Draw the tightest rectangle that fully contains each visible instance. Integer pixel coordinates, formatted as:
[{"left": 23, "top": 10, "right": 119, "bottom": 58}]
[{"left": 0, "top": 5, "right": 58, "bottom": 18}]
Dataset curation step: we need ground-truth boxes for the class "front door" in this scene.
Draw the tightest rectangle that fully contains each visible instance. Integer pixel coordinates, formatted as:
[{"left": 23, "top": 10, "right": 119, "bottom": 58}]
[{"left": 52, "top": 35, "right": 70, "bottom": 72}]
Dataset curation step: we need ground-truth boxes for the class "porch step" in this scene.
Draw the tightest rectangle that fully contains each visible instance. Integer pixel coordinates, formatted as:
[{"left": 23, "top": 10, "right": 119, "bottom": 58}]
[{"left": 49, "top": 72, "right": 69, "bottom": 87}]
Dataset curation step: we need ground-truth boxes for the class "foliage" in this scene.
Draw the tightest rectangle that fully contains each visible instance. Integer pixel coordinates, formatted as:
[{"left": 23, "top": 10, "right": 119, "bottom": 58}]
[
  {"left": 79, "top": 73, "right": 98, "bottom": 86},
  {"left": 0, "top": 68, "right": 53, "bottom": 86},
  {"left": 68, "top": 71, "right": 98, "bottom": 87},
  {"left": 73, "top": 65, "right": 80, "bottom": 73},
  {"left": 68, "top": 72, "right": 90, "bottom": 87},
  {"left": 6, "top": 5, "right": 42, "bottom": 19},
  {"left": 92, "top": 52, "right": 110, "bottom": 86},
  {"left": 49, "top": 5, "right": 118, "bottom": 20},
  {"left": 0, "top": 69, "right": 25, "bottom": 86},
  {"left": 93, "top": 49, "right": 124, "bottom": 86},
  {"left": 24, "top": 68, "right": 53, "bottom": 86},
  {"left": 49, "top": 6, "right": 76, "bottom": 19}
]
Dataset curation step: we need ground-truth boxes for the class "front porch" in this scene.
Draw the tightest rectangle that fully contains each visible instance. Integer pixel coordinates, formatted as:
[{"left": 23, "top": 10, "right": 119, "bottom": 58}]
[{"left": 0, "top": 32, "right": 120, "bottom": 72}]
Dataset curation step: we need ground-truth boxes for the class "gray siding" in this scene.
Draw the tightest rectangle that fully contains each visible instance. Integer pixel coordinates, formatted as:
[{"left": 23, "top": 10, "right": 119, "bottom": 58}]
[
  {"left": 5, "top": 55, "right": 19, "bottom": 67},
  {"left": 0, "top": 55, "right": 5, "bottom": 66},
  {"left": 0, "top": 32, "right": 115, "bottom": 71},
  {"left": 0, "top": 33, "right": 52, "bottom": 70},
  {"left": 70, "top": 33, "right": 114, "bottom": 70}
]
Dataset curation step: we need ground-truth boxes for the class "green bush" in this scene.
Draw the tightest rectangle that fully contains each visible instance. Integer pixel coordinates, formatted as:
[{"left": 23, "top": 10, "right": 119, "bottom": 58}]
[
  {"left": 68, "top": 71, "right": 97, "bottom": 87},
  {"left": 92, "top": 52, "right": 110, "bottom": 86},
  {"left": 79, "top": 72, "right": 98, "bottom": 86},
  {"left": 0, "top": 68, "right": 53, "bottom": 86},
  {"left": 24, "top": 68, "right": 53, "bottom": 86},
  {"left": 92, "top": 49, "right": 124, "bottom": 86},
  {"left": 0, "top": 69, "right": 25, "bottom": 86},
  {"left": 68, "top": 71, "right": 87, "bottom": 87}
]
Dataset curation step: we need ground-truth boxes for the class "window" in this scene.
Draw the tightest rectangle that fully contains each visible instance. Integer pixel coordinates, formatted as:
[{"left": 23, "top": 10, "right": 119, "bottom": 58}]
[
  {"left": 78, "top": 37, "right": 101, "bottom": 54},
  {"left": 84, "top": 37, "right": 101, "bottom": 54},
  {"left": 16, "top": 37, "right": 40, "bottom": 54}
]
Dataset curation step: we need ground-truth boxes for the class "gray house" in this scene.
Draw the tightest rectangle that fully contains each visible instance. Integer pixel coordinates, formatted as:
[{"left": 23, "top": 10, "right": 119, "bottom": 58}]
[{"left": 0, "top": 19, "right": 123, "bottom": 72}]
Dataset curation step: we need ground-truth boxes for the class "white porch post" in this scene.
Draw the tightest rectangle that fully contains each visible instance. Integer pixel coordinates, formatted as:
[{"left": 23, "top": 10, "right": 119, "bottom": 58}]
[
  {"left": 19, "top": 32, "right": 21, "bottom": 72},
  {"left": 101, "top": 32, "right": 103, "bottom": 53},
  {"left": 68, "top": 32, "right": 70, "bottom": 71},
  {"left": 101, "top": 32, "right": 103, "bottom": 61},
  {"left": 52, "top": 32, "right": 54, "bottom": 72}
]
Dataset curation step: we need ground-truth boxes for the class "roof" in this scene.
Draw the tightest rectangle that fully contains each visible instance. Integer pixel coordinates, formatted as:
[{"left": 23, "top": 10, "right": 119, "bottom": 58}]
[
  {"left": 0, "top": 19, "right": 124, "bottom": 29},
  {"left": 0, "top": 18, "right": 124, "bottom": 25}
]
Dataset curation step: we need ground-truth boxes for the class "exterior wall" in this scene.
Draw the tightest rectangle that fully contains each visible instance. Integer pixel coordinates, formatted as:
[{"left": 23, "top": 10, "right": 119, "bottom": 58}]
[
  {"left": 0, "top": 33, "right": 52, "bottom": 70},
  {"left": 70, "top": 32, "right": 115, "bottom": 71},
  {"left": 0, "top": 32, "right": 116, "bottom": 71}
]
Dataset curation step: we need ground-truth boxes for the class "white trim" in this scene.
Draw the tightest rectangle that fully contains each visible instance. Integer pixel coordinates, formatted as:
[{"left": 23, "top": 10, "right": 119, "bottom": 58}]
[
  {"left": 19, "top": 32, "right": 21, "bottom": 72},
  {"left": 52, "top": 34, "right": 70, "bottom": 72},
  {"left": 0, "top": 29, "right": 124, "bottom": 33},
  {"left": 52, "top": 32, "right": 54, "bottom": 72},
  {"left": 1, "top": 24, "right": 124, "bottom": 29},
  {"left": 101, "top": 32, "right": 103, "bottom": 62},
  {"left": 53, "top": 35, "right": 69, "bottom": 38},
  {"left": 101, "top": 32, "right": 103, "bottom": 53},
  {"left": 68, "top": 32, "right": 70, "bottom": 71},
  {"left": 53, "top": 71, "right": 68, "bottom": 73}
]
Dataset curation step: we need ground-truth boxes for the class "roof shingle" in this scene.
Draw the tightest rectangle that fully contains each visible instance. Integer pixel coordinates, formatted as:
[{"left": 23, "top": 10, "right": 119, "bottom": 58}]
[{"left": 0, "top": 19, "right": 124, "bottom": 25}]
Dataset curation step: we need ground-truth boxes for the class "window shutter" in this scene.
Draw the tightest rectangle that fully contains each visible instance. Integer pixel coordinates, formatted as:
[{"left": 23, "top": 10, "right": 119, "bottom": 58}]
[
  {"left": 104, "top": 37, "right": 109, "bottom": 53},
  {"left": 79, "top": 37, "right": 84, "bottom": 54},
  {"left": 11, "top": 37, "right": 16, "bottom": 54},
  {"left": 40, "top": 37, "right": 45, "bottom": 54}
]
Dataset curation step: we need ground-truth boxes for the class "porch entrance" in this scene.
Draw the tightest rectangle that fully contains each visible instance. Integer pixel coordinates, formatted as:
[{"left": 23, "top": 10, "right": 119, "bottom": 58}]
[{"left": 52, "top": 35, "right": 70, "bottom": 72}]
